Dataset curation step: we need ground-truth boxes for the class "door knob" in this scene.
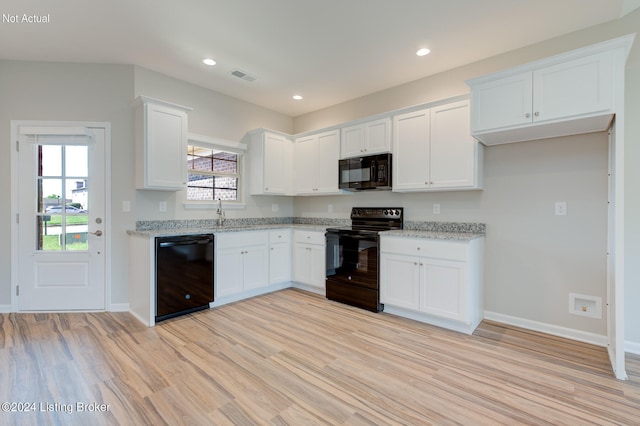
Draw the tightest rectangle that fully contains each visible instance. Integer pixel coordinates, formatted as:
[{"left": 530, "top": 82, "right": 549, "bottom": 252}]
[{"left": 91, "top": 230, "right": 103, "bottom": 237}]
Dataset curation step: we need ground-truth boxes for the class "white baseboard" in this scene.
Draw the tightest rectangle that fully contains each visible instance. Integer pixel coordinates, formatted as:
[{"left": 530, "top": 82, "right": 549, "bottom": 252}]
[
  {"left": 625, "top": 340, "right": 640, "bottom": 355},
  {"left": 109, "top": 303, "right": 130, "bottom": 312},
  {"left": 290, "top": 282, "right": 325, "bottom": 296},
  {"left": 483, "top": 311, "right": 608, "bottom": 347},
  {"left": 0, "top": 305, "right": 11, "bottom": 313}
]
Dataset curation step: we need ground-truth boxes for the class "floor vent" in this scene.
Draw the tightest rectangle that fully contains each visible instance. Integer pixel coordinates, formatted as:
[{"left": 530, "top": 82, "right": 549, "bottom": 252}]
[{"left": 230, "top": 69, "right": 257, "bottom": 82}]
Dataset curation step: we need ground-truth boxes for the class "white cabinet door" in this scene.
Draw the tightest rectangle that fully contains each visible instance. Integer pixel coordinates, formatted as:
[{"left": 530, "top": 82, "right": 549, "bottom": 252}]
[
  {"left": 364, "top": 117, "right": 391, "bottom": 154},
  {"left": 216, "top": 247, "right": 244, "bottom": 298},
  {"left": 270, "top": 242, "right": 291, "bottom": 284},
  {"left": 470, "top": 72, "right": 532, "bottom": 133},
  {"left": 242, "top": 244, "right": 269, "bottom": 291},
  {"left": 421, "top": 258, "right": 467, "bottom": 322},
  {"left": 341, "top": 118, "right": 391, "bottom": 159},
  {"left": 263, "top": 132, "right": 290, "bottom": 194},
  {"left": 393, "top": 109, "right": 430, "bottom": 191},
  {"left": 295, "top": 130, "right": 340, "bottom": 195},
  {"left": 308, "top": 244, "right": 326, "bottom": 288},
  {"left": 293, "top": 230, "right": 326, "bottom": 288},
  {"left": 135, "top": 97, "right": 190, "bottom": 190},
  {"left": 294, "top": 135, "right": 317, "bottom": 194},
  {"left": 380, "top": 254, "right": 421, "bottom": 310},
  {"left": 216, "top": 231, "right": 269, "bottom": 297},
  {"left": 248, "top": 130, "right": 292, "bottom": 196},
  {"left": 293, "top": 243, "right": 310, "bottom": 284},
  {"left": 430, "top": 100, "right": 478, "bottom": 189},
  {"left": 269, "top": 230, "right": 291, "bottom": 284},
  {"left": 315, "top": 130, "right": 340, "bottom": 193},
  {"left": 533, "top": 51, "right": 613, "bottom": 123},
  {"left": 341, "top": 124, "right": 364, "bottom": 159}
]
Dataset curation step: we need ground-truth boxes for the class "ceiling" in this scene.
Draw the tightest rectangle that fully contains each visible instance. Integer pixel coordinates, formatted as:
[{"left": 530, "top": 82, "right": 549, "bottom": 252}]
[{"left": 1, "top": 0, "right": 639, "bottom": 117}]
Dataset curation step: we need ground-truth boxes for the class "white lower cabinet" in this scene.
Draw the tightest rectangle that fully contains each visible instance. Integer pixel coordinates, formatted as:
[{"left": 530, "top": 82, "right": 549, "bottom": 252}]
[
  {"left": 269, "top": 229, "right": 292, "bottom": 284},
  {"left": 380, "top": 236, "right": 484, "bottom": 334},
  {"left": 215, "top": 231, "right": 269, "bottom": 299},
  {"left": 292, "top": 230, "right": 326, "bottom": 291}
]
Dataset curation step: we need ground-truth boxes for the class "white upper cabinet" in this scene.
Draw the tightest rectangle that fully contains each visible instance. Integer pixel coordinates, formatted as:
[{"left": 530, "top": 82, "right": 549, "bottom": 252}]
[
  {"left": 392, "top": 109, "right": 430, "bottom": 191},
  {"left": 467, "top": 35, "right": 634, "bottom": 145},
  {"left": 430, "top": 100, "right": 481, "bottom": 189},
  {"left": 393, "top": 99, "right": 483, "bottom": 192},
  {"left": 134, "top": 96, "right": 191, "bottom": 190},
  {"left": 248, "top": 130, "right": 292, "bottom": 195},
  {"left": 294, "top": 129, "right": 340, "bottom": 195},
  {"left": 340, "top": 117, "right": 391, "bottom": 159}
]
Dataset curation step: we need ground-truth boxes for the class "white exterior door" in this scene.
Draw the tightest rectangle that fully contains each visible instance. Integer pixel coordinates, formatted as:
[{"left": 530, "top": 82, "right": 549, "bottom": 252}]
[{"left": 16, "top": 124, "right": 107, "bottom": 311}]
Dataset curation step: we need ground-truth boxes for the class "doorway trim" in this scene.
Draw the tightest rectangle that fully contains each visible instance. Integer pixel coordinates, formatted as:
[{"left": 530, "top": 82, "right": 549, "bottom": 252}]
[{"left": 10, "top": 120, "right": 112, "bottom": 312}]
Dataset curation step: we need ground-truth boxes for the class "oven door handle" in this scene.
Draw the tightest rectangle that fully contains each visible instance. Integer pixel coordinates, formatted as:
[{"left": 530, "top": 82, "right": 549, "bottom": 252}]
[{"left": 333, "top": 234, "right": 378, "bottom": 241}]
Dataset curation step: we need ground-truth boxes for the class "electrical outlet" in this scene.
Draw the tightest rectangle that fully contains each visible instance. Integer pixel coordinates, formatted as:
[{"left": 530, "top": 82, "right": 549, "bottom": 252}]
[
  {"left": 159, "top": 201, "right": 167, "bottom": 212},
  {"left": 122, "top": 200, "right": 131, "bottom": 212},
  {"left": 271, "top": 203, "right": 279, "bottom": 212},
  {"left": 555, "top": 201, "right": 567, "bottom": 216},
  {"left": 328, "top": 204, "right": 333, "bottom": 214},
  {"left": 433, "top": 203, "right": 441, "bottom": 215}
]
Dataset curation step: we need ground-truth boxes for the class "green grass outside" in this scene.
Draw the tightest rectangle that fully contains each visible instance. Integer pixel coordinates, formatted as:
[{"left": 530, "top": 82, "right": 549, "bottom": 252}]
[
  {"left": 42, "top": 235, "right": 88, "bottom": 251},
  {"left": 44, "top": 215, "right": 88, "bottom": 226}
]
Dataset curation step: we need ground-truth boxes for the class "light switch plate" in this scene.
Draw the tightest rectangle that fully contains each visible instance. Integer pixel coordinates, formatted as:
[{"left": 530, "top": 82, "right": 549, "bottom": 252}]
[
  {"left": 555, "top": 201, "right": 567, "bottom": 216},
  {"left": 433, "top": 203, "right": 441, "bottom": 214}
]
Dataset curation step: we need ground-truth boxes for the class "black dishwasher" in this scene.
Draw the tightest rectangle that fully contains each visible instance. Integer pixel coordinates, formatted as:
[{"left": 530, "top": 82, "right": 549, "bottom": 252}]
[{"left": 155, "top": 234, "right": 214, "bottom": 322}]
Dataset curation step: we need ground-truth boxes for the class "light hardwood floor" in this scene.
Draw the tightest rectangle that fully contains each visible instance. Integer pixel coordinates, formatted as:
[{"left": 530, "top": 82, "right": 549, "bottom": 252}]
[{"left": 1, "top": 289, "right": 639, "bottom": 425}]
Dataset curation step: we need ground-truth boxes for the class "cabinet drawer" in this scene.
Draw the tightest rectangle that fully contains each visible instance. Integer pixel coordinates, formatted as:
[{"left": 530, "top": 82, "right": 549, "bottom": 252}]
[
  {"left": 216, "top": 230, "right": 268, "bottom": 248},
  {"left": 294, "top": 230, "right": 325, "bottom": 245},
  {"left": 269, "top": 229, "right": 291, "bottom": 244},
  {"left": 381, "top": 237, "right": 468, "bottom": 261}
]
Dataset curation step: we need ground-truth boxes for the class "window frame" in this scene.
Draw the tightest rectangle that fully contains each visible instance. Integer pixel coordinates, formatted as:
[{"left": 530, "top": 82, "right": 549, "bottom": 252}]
[{"left": 183, "top": 133, "right": 247, "bottom": 210}]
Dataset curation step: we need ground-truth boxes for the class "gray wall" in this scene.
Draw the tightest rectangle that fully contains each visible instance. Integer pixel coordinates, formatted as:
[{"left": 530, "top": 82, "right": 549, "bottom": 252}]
[
  {"left": 292, "top": 10, "right": 640, "bottom": 346},
  {"left": 0, "top": 62, "right": 294, "bottom": 308},
  {"left": 0, "top": 61, "right": 135, "bottom": 306}
]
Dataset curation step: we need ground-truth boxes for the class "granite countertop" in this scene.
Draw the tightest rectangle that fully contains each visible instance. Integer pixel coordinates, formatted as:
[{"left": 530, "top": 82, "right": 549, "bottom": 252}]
[
  {"left": 128, "top": 218, "right": 486, "bottom": 241},
  {"left": 380, "top": 229, "right": 485, "bottom": 241},
  {"left": 127, "top": 223, "right": 329, "bottom": 238}
]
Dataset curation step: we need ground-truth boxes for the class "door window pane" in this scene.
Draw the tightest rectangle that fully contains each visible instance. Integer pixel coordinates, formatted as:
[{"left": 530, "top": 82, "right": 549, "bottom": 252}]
[{"left": 37, "top": 145, "right": 89, "bottom": 251}]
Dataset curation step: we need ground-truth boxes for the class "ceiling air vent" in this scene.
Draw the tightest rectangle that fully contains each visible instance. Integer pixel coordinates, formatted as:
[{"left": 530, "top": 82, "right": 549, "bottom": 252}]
[{"left": 230, "top": 69, "right": 257, "bottom": 82}]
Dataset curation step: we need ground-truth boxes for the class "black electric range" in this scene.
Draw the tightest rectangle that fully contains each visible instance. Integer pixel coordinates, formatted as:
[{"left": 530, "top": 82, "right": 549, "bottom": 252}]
[{"left": 325, "top": 207, "right": 403, "bottom": 312}]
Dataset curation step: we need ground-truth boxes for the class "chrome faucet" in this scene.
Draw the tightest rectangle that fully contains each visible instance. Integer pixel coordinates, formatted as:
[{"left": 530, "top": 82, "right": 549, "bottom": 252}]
[{"left": 216, "top": 199, "right": 225, "bottom": 227}]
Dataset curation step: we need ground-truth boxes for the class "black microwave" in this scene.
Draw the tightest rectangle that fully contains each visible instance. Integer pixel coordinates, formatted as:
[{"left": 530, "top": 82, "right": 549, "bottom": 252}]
[{"left": 339, "top": 153, "right": 392, "bottom": 191}]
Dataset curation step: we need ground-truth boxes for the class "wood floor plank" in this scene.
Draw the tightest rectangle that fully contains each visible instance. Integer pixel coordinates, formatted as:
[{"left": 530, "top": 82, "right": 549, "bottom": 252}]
[{"left": 0, "top": 288, "right": 639, "bottom": 425}]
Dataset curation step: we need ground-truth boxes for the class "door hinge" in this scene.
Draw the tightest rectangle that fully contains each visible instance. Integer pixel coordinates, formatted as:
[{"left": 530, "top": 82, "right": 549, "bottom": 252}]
[
  {"left": 16, "top": 140, "right": 19, "bottom": 152},
  {"left": 16, "top": 213, "right": 19, "bottom": 224},
  {"left": 16, "top": 286, "right": 19, "bottom": 296}
]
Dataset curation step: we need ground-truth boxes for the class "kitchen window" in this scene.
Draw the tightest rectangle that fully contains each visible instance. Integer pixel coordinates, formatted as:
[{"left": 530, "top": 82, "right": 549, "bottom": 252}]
[{"left": 185, "top": 134, "right": 247, "bottom": 208}]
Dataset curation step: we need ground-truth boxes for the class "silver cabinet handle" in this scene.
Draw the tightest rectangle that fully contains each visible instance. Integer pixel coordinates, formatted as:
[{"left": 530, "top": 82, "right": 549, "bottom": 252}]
[
  {"left": 525, "top": 113, "right": 531, "bottom": 118},
  {"left": 90, "top": 230, "right": 103, "bottom": 237},
  {"left": 534, "top": 112, "right": 539, "bottom": 117}
]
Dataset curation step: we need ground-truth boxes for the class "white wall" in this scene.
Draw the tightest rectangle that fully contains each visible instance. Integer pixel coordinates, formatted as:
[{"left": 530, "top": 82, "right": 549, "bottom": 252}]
[{"left": 292, "top": 11, "right": 640, "bottom": 344}]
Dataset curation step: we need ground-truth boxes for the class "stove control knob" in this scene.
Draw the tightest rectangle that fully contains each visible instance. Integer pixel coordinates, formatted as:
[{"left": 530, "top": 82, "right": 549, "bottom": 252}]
[
  {"left": 383, "top": 209, "right": 389, "bottom": 215},
  {"left": 394, "top": 209, "right": 400, "bottom": 216}
]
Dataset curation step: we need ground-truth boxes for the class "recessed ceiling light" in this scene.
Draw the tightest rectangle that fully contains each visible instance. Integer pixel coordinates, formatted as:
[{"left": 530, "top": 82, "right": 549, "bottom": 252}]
[
  {"left": 292, "top": 95, "right": 303, "bottom": 100},
  {"left": 203, "top": 58, "right": 216, "bottom": 66},
  {"left": 416, "top": 48, "right": 431, "bottom": 57}
]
